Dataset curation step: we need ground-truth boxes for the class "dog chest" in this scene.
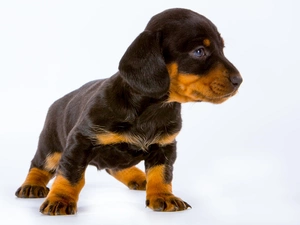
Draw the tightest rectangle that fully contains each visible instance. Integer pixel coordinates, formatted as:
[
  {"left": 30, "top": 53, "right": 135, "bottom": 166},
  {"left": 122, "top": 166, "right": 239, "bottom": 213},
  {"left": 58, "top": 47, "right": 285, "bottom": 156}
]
[
  {"left": 95, "top": 131, "right": 179, "bottom": 150},
  {"left": 91, "top": 100, "right": 182, "bottom": 150}
]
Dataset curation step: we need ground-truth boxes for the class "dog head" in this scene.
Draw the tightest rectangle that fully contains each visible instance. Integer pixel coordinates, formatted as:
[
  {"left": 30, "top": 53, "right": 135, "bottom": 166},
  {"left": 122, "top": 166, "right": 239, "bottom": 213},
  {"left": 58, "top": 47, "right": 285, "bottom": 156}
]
[{"left": 119, "top": 8, "right": 242, "bottom": 103}]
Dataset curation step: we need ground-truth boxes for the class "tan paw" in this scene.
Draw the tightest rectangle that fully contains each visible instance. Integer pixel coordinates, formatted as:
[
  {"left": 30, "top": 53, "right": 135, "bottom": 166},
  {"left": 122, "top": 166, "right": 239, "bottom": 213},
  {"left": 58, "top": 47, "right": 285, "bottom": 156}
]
[
  {"left": 40, "top": 196, "right": 77, "bottom": 215},
  {"left": 146, "top": 193, "right": 191, "bottom": 212},
  {"left": 15, "top": 185, "right": 49, "bottom": 198}
]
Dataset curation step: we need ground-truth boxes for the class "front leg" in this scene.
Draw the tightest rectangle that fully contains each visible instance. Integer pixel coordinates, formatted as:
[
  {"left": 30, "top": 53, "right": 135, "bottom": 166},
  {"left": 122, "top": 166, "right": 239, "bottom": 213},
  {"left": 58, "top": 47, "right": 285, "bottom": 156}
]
[
  {"left": 145, "top": 143, "right": 191, "bottom": 212},
  {"left": 40, "top": 173, "right": 85, "bottom": 215},
  {"left": 40, "top": 131, "right": 92, "bottom": 215}
]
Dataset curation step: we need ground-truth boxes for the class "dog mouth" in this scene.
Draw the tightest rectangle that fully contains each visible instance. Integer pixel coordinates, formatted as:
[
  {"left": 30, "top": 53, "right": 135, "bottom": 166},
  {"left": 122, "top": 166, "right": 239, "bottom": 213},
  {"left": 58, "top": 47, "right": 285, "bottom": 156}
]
[
  {"left": 191, "top": 88, "right": 237, "bottom": 104},
  {"left": 167, "top": 79, "right": 238, "bottom": 104}
]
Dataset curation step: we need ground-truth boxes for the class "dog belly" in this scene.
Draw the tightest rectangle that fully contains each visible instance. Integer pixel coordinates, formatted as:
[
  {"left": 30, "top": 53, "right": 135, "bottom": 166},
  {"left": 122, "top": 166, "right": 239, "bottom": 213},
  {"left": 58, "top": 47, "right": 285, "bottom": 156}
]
[{"left": 89, "top": 143, "right": 145, "bottom": 170}]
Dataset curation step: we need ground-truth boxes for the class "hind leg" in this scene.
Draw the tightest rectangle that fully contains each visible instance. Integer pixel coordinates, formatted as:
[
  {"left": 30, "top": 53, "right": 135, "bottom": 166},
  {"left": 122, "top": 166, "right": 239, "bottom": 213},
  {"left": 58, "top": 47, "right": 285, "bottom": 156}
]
[
  {"left": 107, "top": 166, "right": 146, "bottom": 190},
  {"left": 15, "top": 152, "right": 61, "bottom": 198}
]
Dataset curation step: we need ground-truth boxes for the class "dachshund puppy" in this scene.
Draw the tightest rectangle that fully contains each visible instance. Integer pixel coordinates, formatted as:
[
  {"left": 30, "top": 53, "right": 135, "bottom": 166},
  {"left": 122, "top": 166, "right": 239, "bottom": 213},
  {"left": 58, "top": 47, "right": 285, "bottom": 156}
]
[{"left": 15, "top": 8, "right": 242, "bottom": 215}]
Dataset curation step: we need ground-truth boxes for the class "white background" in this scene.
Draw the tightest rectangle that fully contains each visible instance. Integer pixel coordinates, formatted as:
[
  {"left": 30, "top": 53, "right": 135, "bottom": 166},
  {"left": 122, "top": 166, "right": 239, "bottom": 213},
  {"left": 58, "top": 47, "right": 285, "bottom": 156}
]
[{"left": 0, "top": 0, "right": 299, "bottom": 225}]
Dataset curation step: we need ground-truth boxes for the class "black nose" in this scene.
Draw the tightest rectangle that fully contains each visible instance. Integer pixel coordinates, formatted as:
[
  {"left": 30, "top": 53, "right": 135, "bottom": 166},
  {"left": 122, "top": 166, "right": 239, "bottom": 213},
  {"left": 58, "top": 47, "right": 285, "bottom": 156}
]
[{"left": 229, "top": 74, "right": 243, "bottom": 87}]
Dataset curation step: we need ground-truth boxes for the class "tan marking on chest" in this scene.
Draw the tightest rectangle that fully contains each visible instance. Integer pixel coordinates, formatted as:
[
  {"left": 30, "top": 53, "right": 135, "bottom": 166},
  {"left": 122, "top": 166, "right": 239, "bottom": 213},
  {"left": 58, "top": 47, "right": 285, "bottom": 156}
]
[
  {"left": 96, "top": 133, "right": 128, "bottom": 145},
  {"left": 96, "top": 131, "right": 178, "bottom": 150},
  {"left": 156, "top": 132, "right": 179, "bottom": 145}
]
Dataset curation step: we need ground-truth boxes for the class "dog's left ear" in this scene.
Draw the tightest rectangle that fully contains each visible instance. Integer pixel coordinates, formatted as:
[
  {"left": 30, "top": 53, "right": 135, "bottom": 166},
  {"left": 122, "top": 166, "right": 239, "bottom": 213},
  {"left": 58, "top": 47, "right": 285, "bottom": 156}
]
[{"left": 118, "top": 31, "right": 169, "bottom": 98}]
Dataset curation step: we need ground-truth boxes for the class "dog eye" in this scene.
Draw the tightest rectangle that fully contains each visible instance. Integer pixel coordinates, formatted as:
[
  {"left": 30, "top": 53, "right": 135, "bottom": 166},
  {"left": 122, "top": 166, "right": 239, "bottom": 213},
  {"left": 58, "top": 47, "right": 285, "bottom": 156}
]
[{"left": 193, "top": 48, "right": 206, "bottom": 57}]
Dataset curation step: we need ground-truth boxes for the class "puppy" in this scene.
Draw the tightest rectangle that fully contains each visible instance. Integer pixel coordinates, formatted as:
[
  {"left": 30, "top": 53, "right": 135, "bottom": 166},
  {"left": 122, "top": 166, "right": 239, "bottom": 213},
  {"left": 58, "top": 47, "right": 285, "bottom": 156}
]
[{"left": 15, "top": 8, "right": 242, "bottom": 215}]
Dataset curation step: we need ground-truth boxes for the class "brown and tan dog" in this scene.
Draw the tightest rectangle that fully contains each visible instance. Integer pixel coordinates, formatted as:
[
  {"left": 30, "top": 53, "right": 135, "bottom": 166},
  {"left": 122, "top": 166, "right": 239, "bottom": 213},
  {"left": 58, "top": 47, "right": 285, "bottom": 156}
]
[{"left": 15, "top": 8, "right": 242, "bottom": 215}]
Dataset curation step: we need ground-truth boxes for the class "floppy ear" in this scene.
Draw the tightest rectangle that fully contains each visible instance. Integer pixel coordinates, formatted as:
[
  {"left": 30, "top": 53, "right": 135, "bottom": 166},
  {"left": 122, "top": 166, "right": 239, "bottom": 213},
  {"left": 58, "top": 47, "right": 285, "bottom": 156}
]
[{"left": 118, "top": 30, "right": 170, "bottom": 98}]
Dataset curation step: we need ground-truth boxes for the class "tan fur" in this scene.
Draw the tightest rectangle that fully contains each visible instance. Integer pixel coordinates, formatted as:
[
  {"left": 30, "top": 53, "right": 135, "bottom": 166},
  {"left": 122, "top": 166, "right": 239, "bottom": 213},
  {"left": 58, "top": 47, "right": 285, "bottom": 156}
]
[
  {"left": 20, "top": 168, "right": 53, "bottom": 187},
  {"left": 40, "top": 173, "right": 85, "bottom": 215},
  {"left": 45, "top": 152, "right": 62, "bottom": 171},
  {"left": 167, "top": 62, "right": 236, "bottom": 103},
  {"left": 96, "top": 131, "right": 178, "bottom": 150},
  {"left": 107, "top": 166, "right": 146, "bottom": 190}
]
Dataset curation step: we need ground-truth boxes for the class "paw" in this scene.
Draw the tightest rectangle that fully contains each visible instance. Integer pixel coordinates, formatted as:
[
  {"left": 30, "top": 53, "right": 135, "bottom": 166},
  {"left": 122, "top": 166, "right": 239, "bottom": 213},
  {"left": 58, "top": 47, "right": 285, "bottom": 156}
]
[
  {"left": 146, "top": 194, "right": 191, "bottom": 212},
  {"left": 15, "top": 185, "right": 49, "bottom": 198},
  {"left": 40, "top": 196, "right": 77, "bottom": 215},
  {"left": 128, "top": 180, "right": 147, "bottom": 190}
]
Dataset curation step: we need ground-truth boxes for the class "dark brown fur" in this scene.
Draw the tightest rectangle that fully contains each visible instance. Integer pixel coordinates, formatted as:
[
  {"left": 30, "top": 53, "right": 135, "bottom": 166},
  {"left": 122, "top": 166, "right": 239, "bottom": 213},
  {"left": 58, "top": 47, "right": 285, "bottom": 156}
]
[{"left": 15, "top": 8, "right": 242, "bottom": 215}]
